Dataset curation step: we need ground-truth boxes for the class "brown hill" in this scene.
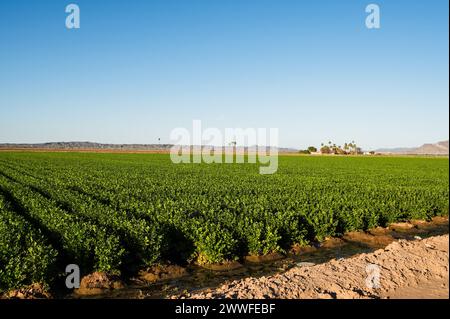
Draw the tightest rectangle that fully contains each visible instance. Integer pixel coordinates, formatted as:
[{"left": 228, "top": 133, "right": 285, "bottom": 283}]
[
  {"left": 414, "top": 140, "right": 449, "bottom": 155},
  {"left": 376, "top": 140, "right": 449, "bottom": 155}
]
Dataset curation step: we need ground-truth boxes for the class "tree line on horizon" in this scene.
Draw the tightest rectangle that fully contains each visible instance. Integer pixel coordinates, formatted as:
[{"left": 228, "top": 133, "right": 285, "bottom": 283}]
[{"left": 299, "top": 141, "right": 365, "bottom": 155}]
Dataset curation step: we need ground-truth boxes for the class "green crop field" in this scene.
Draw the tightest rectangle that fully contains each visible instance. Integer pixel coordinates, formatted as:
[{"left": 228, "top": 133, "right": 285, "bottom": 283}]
[{"left": 0, "top": 152, "right": 448, "bottom": 292}]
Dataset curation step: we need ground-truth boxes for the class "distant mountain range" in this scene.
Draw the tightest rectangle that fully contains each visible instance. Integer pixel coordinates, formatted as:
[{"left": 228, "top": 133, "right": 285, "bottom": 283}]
[
  {"left": 375, "top": 140, "right": 449, "bottom": 155},
  {"left": 0, "top": 141, "right": 174, "bottom": 150},
  {"left": 0, "top": 141, "right": 298, "bottom": 153},
  {"left": 1, "top": 140, "right": 448, "bottom": 155}
]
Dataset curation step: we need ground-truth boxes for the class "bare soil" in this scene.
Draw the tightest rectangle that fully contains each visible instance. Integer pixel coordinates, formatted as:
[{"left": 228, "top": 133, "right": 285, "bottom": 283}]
[
  {"left": 187, "top": 234, "right": 449, "bottom": 299},
  {"left": 75, "top": 272, "right": 125, "bottom": 296},
  {"left": 1, "top": 283, "right": 51, "bottom": 299},
  {"left": 138, "top": 264, "right": 188, "bottom": 283},
  {"left": 198, "top": 260, "right": 243, "bottom": 271}
]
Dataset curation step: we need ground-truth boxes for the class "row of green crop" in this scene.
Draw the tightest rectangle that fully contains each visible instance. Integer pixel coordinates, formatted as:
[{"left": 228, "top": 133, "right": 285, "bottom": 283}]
[
  {"left": 0, "top": 153, "right": 448, "bottom": 292},
  {"left": 0, "top": 193, "right": 57, "bottom": 291},
  {"left": 0, "top": 163, "right": 162, "bottom": 268},
  {"left": 0, "top": 173, "right": 124, "bottom": 276}
]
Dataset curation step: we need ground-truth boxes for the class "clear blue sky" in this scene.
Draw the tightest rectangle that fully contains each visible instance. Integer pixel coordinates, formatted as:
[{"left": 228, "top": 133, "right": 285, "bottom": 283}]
[{"left": 0, "top": 0, "right": 448, "bottom": 149}]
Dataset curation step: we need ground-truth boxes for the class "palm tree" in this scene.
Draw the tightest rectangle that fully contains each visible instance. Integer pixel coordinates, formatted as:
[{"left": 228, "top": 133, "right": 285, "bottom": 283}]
[{"left": 347, "top": 141, "right": 357, "bottom": 154}]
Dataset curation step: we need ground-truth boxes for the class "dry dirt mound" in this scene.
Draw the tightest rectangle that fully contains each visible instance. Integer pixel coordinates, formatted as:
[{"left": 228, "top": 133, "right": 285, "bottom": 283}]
[
  {"left": 1, "top": 283, "right": 51, "bottom": 299},
  {"left": 75, "top": 272, "right": 125, "bottom": 296},
  {"left": 138, "top": 264, "right": 187, "bottom": 283},
  {"left": 188, "top": 235, "right": 449, "bottom": 299}
]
